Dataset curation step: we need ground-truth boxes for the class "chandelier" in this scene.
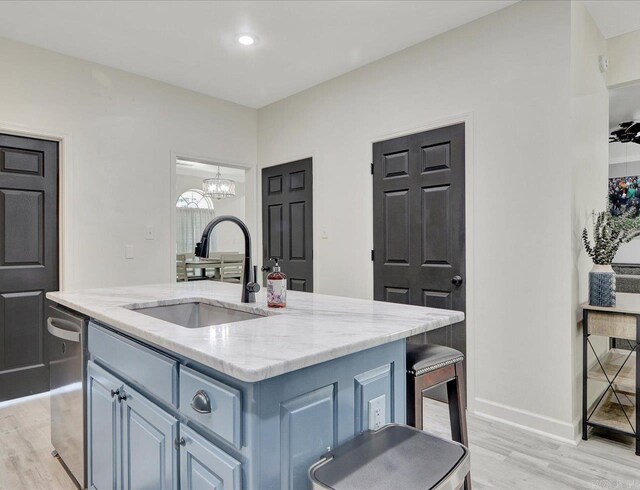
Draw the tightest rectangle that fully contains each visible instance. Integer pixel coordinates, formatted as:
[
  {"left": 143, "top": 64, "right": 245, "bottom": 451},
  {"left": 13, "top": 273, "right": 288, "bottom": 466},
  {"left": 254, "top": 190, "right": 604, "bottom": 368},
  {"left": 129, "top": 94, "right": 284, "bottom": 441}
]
[{"left": 203, "top": 166, "right": 236, "bottom": 199}]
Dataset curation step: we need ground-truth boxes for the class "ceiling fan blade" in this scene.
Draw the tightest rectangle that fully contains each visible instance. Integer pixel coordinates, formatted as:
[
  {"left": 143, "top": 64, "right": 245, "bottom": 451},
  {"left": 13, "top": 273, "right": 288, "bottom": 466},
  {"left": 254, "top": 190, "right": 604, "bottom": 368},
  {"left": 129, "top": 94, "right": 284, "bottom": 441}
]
[{"left": 627, "top": 122, "right": 640, "bottom": 134}]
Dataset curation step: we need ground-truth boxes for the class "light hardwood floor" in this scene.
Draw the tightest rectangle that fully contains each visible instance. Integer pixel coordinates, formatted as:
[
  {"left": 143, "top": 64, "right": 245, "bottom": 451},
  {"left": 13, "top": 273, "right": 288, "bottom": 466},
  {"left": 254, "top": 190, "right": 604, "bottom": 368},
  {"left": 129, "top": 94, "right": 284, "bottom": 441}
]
[
  {"left": 0, "top": 394, "right": 76, "bottom": 490},
  {"left": 422, "top": 398, "right": 640, "bottom": 490},
  {"left": 0, "top": 394, "right": 639, "bottom": 489}
]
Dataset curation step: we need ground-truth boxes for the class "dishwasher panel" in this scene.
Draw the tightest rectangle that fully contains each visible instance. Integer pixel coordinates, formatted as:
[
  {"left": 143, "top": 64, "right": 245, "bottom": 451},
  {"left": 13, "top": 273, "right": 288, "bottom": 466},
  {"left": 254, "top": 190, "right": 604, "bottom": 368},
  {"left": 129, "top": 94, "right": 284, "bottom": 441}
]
[{"left": 48, "top": 303, "right": 88, "bottom": 489}]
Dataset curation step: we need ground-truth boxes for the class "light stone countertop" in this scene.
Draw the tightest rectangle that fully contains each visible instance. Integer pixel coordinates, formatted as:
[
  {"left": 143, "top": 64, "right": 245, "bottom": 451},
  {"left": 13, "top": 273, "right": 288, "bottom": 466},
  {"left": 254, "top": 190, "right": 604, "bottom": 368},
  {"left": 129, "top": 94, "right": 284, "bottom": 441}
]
[{"left": 47, "top": 281, "right": 464, "bottom": 382}]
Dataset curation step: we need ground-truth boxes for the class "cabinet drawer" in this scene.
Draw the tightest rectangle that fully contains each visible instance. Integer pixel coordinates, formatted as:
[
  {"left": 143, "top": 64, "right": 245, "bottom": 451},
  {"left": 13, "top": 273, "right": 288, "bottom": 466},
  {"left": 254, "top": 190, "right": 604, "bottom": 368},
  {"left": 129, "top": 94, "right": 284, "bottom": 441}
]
[
  {"left": 179, "top": 366, "right": 241, "bottom": 448},
  {"left": 180, "top": 424, "right": 241, "bottom": 490},
  {"left": 89, "top": 322, "right": 178, "bottom": 407}
]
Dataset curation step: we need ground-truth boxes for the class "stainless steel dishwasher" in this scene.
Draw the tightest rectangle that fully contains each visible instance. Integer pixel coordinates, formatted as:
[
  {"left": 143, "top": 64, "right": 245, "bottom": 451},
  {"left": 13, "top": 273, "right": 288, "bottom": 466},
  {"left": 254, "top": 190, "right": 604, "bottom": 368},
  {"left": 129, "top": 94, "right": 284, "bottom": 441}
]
[{"left": 47, "top": 302, "right": 88, "bottom": 489}]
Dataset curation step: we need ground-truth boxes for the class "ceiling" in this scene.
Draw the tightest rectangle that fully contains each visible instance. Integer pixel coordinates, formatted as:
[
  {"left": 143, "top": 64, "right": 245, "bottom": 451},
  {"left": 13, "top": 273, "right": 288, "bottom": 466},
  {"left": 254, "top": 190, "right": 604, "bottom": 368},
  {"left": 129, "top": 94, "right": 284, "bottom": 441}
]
[
  {"left": 0, "top": 1, "right": 516, "bottom": 108},
  {"left": 585, "top": 1, "right": 640, "bottom": 39}
]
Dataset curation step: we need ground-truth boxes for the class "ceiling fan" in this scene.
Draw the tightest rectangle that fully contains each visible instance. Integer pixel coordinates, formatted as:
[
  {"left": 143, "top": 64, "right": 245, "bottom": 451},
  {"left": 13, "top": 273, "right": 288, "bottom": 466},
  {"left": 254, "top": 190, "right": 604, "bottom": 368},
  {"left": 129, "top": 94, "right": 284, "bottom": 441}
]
[{"left": 610, "top": 121, "right": 640, "bottom": 144}]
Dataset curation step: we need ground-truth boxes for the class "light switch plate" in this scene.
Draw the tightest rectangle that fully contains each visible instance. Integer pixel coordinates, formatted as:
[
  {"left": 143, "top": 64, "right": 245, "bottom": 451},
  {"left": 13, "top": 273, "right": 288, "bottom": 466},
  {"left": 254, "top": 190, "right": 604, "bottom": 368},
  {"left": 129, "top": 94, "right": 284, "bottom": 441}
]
[
  {"left": 125, "top": 245, "right": 134, "bottom": 259},
  {"left": 368, "top": 395, "right": 386, "bottom": 431}
]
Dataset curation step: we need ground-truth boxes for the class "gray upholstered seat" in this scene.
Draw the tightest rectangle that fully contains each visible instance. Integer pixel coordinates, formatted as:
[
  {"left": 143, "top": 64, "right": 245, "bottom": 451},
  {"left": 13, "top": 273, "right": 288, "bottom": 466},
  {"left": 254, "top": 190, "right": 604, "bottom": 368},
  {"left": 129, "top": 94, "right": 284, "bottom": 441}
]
[{"left": 407, "top": 343, "right": 464, "bottom": 376}]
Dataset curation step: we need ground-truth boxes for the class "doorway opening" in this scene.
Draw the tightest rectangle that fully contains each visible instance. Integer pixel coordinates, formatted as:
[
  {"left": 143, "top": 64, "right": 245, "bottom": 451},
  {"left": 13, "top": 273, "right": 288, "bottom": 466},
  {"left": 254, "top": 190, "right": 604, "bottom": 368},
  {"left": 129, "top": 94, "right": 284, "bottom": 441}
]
[
  {"left": 0, "top": 133, "right": 59, "bottom": 402},
  {"left": 174, "top": 158, "right": 248, "bottom": 283},
  {"left": 261, "top": 158, "right": 314, "bottom": 292},
  {"left": 372, "top": 123, "right": 466, "bottom": 400}
]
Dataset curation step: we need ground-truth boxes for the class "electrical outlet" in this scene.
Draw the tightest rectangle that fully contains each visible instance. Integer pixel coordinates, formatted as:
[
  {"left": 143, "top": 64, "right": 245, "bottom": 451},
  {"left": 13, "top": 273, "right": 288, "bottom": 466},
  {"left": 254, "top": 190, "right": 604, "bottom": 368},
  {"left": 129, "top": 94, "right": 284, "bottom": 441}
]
[{"left": 368, "top": 395, "right": 386, "bottom": 431}]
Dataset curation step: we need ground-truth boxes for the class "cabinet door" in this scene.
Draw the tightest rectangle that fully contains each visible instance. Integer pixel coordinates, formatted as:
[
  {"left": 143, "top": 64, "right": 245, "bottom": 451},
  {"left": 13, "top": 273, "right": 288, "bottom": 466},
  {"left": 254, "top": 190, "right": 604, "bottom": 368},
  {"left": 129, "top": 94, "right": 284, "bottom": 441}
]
[
  {"left": 121, "top": 385, "right": 178, "bottom": 490},
  {"left": 179, "top": 424, "right": 241, "bottom": 490},
  {"left": 87, "top": 361, "right": 122, "bottom": 490}
]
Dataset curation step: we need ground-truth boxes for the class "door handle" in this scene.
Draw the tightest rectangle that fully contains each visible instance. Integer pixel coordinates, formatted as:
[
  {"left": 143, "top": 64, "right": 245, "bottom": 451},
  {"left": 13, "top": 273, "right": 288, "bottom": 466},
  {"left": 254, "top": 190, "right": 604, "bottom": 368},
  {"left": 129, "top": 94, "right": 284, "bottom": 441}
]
[
  {"left": 451, "top": 275, "right": 463, "bottom": 287},
  {"left": 190, "top": 390, "right": 212, "bottom": 414},
  {"left": 47, "top": 318, "right": 81, "bottom": 343}
]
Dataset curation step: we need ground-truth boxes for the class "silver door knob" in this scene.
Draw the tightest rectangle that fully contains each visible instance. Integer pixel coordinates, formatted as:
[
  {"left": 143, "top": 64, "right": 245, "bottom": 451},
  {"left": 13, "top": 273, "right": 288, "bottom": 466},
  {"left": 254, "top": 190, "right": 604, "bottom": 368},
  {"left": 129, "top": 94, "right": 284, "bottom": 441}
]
[
  {"left": 452, "top": 275, "right": 463, "bottom": 287},
  {"left": 191, "top": 390, "right": 212, "bottom": 414},
  {"left": 174, "top": 437, "right": 186, "bottom": 448}
]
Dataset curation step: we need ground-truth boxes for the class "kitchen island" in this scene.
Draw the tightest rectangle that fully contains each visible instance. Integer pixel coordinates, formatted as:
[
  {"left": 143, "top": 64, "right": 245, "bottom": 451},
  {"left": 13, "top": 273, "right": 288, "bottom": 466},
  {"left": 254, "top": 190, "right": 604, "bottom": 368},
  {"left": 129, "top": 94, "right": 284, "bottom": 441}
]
[{"left": 48, "top": 281, "right": 464, "bottom": 490}]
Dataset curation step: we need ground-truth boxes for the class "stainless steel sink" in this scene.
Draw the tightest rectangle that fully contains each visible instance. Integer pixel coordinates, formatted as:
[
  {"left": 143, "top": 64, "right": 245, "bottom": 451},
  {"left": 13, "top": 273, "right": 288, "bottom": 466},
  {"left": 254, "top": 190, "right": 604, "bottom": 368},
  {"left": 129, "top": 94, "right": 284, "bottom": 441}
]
[{"left": 130, "top": 302, "right": 265, "bottom": 328}]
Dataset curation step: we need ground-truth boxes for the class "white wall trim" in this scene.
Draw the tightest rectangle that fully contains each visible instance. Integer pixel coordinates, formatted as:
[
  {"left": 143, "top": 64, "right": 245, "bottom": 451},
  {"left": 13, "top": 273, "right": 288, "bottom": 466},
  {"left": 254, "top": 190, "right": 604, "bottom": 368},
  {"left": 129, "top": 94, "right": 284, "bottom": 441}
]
[
  {"left": 0, "top": 120, "right": 73, "bottom": 291},
  {"left": 473, "top": 397, "right": 578, "bottom": 445},
  {"left": 168, "top": 150, "right": 257, "bottom": 282},
  {"left": 366, "top": 112, "right": 477, "bottom": 414}
]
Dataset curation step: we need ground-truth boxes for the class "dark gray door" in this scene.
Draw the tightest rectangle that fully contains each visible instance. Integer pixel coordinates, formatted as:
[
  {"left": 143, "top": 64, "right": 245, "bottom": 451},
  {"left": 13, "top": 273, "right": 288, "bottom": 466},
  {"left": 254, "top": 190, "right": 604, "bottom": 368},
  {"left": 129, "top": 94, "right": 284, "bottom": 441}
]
[
  {"left": 262, "top": 158, "right": 313, "bottom": 292},
  {"left": 373, "top": 123, "right": 465, "bottom": 355},
  {"left": 0, "top": 133, "right": 58, "bottom": 401}
]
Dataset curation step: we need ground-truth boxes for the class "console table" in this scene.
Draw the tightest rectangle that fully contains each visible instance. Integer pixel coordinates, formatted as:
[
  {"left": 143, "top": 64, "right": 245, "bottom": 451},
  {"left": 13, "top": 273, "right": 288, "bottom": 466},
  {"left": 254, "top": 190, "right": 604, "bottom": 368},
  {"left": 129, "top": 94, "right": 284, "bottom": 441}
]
[{"left": 582, "top": 293, "right": 640, "bottom": 455}]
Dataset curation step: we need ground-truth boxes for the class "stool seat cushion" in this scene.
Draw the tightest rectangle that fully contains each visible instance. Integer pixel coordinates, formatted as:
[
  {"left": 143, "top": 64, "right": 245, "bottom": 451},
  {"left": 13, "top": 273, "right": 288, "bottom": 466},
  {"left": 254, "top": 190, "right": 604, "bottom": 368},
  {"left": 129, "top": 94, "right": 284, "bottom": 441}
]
[
  {"left": 407, "top": 343, "right": 464, "bottom": 376},
  {"left": 309, "top": 424, "right": 469, "bottom": 490}
]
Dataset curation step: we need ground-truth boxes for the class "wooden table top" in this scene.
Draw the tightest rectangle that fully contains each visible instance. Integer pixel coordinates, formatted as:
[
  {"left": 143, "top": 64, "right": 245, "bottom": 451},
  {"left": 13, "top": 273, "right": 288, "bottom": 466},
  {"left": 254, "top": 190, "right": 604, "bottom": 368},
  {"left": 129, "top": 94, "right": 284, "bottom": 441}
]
[{"left": 581, "top": 292, "right": 640, "bottom": 314}]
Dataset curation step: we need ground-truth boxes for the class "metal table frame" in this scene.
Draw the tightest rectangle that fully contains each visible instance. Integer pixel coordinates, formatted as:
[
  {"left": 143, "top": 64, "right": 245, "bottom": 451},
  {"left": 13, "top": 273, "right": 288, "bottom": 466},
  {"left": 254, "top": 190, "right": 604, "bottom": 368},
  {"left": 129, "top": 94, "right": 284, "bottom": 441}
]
[{"left": 582, "top": 304, "right": 640, "bottom": 455}]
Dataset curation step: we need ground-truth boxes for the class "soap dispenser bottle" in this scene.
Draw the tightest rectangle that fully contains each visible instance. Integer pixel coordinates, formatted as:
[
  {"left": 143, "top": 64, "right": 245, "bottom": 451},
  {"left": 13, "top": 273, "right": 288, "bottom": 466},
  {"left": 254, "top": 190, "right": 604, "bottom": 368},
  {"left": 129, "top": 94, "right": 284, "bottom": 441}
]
[{"left": 267, "top": 258, "right": 287, "bottom": 308}]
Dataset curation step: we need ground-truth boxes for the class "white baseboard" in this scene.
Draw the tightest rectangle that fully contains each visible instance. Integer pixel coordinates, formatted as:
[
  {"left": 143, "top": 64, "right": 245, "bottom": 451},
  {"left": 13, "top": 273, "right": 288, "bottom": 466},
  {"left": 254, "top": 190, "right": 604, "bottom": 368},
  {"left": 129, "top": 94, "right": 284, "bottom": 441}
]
[{"left": 473, "top": 397, "right": 578, "bottom": 445}]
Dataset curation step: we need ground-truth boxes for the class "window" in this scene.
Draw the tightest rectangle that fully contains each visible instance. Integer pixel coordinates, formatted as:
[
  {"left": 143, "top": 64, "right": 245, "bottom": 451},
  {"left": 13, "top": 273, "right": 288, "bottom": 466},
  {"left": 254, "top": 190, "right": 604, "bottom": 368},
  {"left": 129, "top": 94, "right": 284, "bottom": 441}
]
[
  {"left": 176, "top": 189, "right": 216, "bottom": 254},
  {"left": 176, "top": 189, "right": 214, "bottom": 209}
]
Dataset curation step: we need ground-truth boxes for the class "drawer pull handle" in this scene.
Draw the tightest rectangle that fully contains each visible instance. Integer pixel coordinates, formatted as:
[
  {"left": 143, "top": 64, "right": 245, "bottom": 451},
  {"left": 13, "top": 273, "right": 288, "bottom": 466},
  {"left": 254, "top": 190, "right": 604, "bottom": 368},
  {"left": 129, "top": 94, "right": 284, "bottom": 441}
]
[{"left": 191, "top": 390, "right": 212, "bottom": 414}]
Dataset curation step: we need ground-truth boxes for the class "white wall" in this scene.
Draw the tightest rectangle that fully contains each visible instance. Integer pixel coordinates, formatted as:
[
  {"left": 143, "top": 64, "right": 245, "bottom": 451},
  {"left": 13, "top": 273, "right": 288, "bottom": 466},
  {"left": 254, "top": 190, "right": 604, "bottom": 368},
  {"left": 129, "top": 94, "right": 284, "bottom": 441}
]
[
  {"left": 607, "top": 29, "right": 640, "bottom": 88},
  {"left": 258, "top": 0, "right": 584, "bottom": 440},
  {"left": 175, "top": 172, "right": 247, "bottom": 252},
  {"left": 570, "top": 0, "right": 609, "bottom": 438},
  {"left": 0, "top": 36, "right": 257, "bottom": 289}
]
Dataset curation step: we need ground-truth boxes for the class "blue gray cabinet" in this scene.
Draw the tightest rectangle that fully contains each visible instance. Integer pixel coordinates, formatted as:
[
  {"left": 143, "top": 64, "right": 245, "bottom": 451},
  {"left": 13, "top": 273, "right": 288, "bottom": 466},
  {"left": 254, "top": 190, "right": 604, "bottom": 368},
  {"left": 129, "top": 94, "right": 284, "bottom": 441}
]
[
  {"left": 279, "top": 384, "right": 336, "bottom": 489},
  {"left": 179, "top": 424, "right": 241, "bottom": 490},
  {"left": 86, "top": 321, "right": 405, "bottom": 490},
  {"left": 122, "top": 385, "right": 178, "bottom": 489},
  {"left": 87, "top": 362, "right": 122, "bottom": 490}
]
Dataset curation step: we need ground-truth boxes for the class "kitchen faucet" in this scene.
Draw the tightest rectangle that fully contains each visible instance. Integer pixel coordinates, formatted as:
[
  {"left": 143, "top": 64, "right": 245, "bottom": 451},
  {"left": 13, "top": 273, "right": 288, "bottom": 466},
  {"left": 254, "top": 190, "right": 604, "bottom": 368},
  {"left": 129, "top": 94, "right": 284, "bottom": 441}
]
[{"left": 196, "top": 216, "right": 260, "bottom": 303}]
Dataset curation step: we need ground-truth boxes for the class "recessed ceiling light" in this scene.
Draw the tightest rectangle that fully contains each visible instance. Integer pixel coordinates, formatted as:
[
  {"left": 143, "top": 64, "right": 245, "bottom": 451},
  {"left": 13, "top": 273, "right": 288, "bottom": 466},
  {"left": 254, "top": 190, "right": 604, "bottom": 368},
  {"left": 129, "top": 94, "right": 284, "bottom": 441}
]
[{"left": 237, "top": 34, "right": 255, "bottom": 46}]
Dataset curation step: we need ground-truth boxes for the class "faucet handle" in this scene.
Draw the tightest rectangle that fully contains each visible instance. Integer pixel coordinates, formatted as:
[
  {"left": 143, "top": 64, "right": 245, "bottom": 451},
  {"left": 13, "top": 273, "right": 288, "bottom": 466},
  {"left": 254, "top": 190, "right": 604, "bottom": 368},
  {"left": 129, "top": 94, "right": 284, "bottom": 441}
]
[{"left": 246, "top": 265, "right": 261, "bottom": 294}]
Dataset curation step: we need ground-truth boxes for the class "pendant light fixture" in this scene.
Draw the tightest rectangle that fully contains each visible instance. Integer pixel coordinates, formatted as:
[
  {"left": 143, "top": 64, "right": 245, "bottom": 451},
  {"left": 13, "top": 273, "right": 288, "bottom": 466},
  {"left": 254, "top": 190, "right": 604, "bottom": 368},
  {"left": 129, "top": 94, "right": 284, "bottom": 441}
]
[{"left": 203, "top": 166, "right": 236, "bottom": 200}]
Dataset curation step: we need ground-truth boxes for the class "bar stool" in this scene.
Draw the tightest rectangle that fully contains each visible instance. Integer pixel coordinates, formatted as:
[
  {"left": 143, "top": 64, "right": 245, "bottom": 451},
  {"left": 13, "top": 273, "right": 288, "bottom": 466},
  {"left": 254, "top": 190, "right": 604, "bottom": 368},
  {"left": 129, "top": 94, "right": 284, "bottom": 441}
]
[
  {"left": 406, "top": 343, "right": 470, "bottom": 489},
  {"left": 309, "top": 424, "right": 470, "bottom": 490}
]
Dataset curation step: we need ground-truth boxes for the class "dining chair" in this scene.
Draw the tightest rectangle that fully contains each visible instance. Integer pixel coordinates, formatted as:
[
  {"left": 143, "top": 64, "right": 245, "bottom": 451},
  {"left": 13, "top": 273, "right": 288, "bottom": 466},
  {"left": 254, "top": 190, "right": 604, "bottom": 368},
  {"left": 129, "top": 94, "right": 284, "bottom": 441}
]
[
  {"left": 219, "top": 253, "right": 244, "bottom": 283},
  {"left": 176, "top": 254, "right": 188, "bottom": 282}
]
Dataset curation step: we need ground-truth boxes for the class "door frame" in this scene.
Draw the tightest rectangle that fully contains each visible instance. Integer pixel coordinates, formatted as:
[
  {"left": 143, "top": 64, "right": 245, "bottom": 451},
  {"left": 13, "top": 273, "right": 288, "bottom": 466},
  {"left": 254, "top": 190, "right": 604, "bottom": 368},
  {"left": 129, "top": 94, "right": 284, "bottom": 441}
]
[
  {"left": 168, "top": 150, "right": 258, "bottom": 282},
  {"left": 368, "top": 113, "right": 476, "bottom": 413},
  {"left": 258, "top": 151, "right": 317, "bottom": 288},
  {"left": 0, "top": 120, "right": 70, "bottom": 290}
]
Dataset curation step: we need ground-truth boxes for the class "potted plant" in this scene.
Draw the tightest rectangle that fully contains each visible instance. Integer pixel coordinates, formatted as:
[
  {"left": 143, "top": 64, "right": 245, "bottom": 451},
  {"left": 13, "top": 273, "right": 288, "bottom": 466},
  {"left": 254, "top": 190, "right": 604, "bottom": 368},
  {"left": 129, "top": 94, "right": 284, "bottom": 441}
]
[{"left": 582, "top": 208, "right": 640, "bottom": 306}]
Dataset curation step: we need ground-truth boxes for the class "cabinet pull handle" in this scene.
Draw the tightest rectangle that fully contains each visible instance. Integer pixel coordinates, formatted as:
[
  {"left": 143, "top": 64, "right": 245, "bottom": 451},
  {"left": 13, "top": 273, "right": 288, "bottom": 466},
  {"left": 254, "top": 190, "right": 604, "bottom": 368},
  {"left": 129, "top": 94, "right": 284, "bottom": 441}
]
[
  {"left": 190, "top": 390, "right": 212, "bottom": 414},
  {"left": 174, "top": 437, "right": 186, "bottom": 448},
  {"left": 110, "top": 389, "right": 120, "bottom": 398},
  {"left": 117, "top": 392, "right": 127, "bottom": 402}
]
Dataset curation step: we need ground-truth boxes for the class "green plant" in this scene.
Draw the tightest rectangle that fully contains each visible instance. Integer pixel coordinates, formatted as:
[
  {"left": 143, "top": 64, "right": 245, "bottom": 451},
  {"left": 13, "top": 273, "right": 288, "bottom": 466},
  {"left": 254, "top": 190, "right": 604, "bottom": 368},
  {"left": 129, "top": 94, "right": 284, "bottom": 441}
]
[{"left": 582, "top": 208, "right": 640, "bottom": 265}]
